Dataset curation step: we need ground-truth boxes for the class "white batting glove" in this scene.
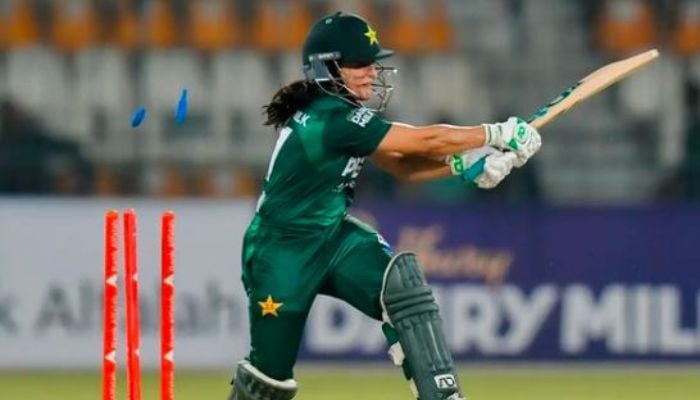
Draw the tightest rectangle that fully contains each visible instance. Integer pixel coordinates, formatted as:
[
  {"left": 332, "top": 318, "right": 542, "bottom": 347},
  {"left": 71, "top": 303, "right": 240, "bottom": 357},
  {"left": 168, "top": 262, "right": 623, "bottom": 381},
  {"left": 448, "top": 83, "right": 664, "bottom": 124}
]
[
  {"left": 447, "top": 146, "right": 517, "bottom": 189},
  {"left": 474, "top": 151, "right": 518, "bottom": 189},
  {"left": 483, "top": 117, "right": 542, "bottom": 167}
]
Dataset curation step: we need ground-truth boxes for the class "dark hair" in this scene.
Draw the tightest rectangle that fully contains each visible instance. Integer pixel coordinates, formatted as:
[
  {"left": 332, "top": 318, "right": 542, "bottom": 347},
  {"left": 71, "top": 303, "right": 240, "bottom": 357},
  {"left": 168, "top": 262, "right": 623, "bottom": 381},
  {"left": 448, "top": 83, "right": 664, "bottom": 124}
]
[
  {"left": 263, "top": 80, "right": 323, "bottom": 129},
  {"left": 264, "top": 60, "right": 347, "bottom": 128}
]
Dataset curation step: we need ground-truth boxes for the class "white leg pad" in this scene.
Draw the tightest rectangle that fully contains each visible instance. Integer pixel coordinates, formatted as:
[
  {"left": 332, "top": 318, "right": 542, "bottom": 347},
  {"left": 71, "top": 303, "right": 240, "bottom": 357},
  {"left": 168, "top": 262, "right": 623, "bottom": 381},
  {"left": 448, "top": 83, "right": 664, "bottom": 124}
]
[{"left": 239, "top": 361, "right": 298, "bottom": 391}]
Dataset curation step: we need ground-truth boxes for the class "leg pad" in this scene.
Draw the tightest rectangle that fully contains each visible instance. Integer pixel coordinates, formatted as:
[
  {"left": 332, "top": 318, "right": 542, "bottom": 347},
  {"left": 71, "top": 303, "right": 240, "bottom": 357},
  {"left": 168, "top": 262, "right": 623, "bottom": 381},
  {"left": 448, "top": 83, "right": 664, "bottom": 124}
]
[
  {"left": 381, "top": 252, "right": 465, "bottom": 400},
  {"left": 228, "top": 361, "right": 298, "bottom": 400}
]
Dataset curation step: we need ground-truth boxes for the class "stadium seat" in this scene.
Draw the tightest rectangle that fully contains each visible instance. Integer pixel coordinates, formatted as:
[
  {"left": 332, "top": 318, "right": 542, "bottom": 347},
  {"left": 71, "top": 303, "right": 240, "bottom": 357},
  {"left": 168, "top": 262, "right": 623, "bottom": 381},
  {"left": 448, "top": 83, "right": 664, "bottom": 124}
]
[
  {"left": 49, "top": 0, "right": 99, "bottom": 52},
  {"left": 456, "top": 0, "right": 513, "bottom": 55},
  {"left": 325, "top": 0, "right": 377, "bottom": 23},
  {"left": 424, "top": 0, "right": 455, "bottom": 51},
  {"left": 595, "top": 0, "right": 658, "bottom": 56},
  {"left": 690, "top": 56, "right": 700, "bottom": 90},
  {"left": 144, "top": 161, "right": 189, "bottom": 197},
  {"left": 250, "top": 0, "right": 311, "bottom": 52},
  {"left": 0, "top": 59, "right": 6, "bottom": 98},
  {"left": 93, "top": 163, "right": 122, "bottom": 196},
  {"left": 188, "top": 0, "right": 240, "bottom": 51},
  {"left": 282, "top": 0, "right": 313, "bottom": 50},
  {"left": 522, "top": 0, "right": 584, "bottom": 51},
  {"left": 3, "top": 0, "right": 40, "bottom": 49},
  {"left": 277, "top": 51, "right": 304, "bottom": 87},
  {"left": 522, "top": 0, "right": 581, "bottom": 24},
  {"left": 383, "top": 1, "right": 425, "bottom": 54},
  {"left": 192, "top": 163, "right": 260, "bottom": 198},
  {"left": 210, "top": 51, "right": 276, "bottom": 165},
  {"left": 619, "top": 55, "right": 675, "bottom": 119},
  {"left": 231, "top": 166, "right": 259, "bottom": 197},
  {"left": 0, "top": 7, "right": 6, "bottom": 50},
  {"left": 380, "top": 0, "right": 455, "bottom": 52},
  {"left": 141, "top": 0, "right": 178, "bottom": 48},
  {"left": 6, "top": 48, "right": 71, "bottom": 136},
  {"left": 140, "top": 50, "right": 214, "bottom": 161},
  {"left": 651, "top": 56, "right": 696, "bottom": 166},
  {"left": 324, "top": 0, "right": 363, "bottom": 15},
  {"left": 249, "top": 1, "right": 276, "bottom": 50},
  {"left": 671, "top": 1, "right": 700, "bottom": 57},
  {"left": 105, "top": 2, "right": 139, "bottom": 50},
  {"left": 72, "top": 48, "right": 135, "bottom": 161},
  {"left": 417, "top": 55, "right": 492, "bottom": 124}
]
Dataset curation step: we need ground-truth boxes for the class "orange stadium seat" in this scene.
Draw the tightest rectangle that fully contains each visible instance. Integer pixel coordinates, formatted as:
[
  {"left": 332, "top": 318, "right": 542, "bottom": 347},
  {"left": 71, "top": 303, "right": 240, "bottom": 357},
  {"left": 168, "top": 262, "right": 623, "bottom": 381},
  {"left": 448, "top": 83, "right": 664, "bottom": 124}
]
[
  {"left": 106, "top": 2, "right": 139, "bottom": 49},
  {"left": 251, "top": 1, "right": 280, "bottom": 50},
  {"left": 383, "top": 1, "right": 424, "bottom": 54},
  {"left": 424, "top": 1, "right": 455, "bottom": 52},
  {"left": 595, "top": 0, "right": 658, "bottom": 56},
  {"left": 230, "top": 166, "right": 260, "bottom": 198},
  {"left": 142, "top": 0, "right": 178, "bottom": 48},
  {"left": 324, "top": 0, "right": 377, "bottom": 23},
  {"left": 193, "top": 165, "right": 217, "bottom": 197},
  {"left": 251, "top": 0, "right": 311, "bottom": 52},
  {"left": 50, "top": 0, "right": 99, "bottom": 52},
  {"left": 0, "top": 7, "right": 5, "bottom": 49},
  {"left": 287, "top": 3, "right": 312, "bottom": 50},
  {"left": 671, "top": 1, "right": 700, "bottom": 57},
  {"left": 188, "top": 0, "right": 240, "bottom": 51},
  {"left": 151, "top": 162, "right": 189, "bottom": 197},
  {"left": 3, "top": 0, "right": 41, "bottom": 49},
  {"left": 94, "top": 164, "right": 122, "bottom": 196}
]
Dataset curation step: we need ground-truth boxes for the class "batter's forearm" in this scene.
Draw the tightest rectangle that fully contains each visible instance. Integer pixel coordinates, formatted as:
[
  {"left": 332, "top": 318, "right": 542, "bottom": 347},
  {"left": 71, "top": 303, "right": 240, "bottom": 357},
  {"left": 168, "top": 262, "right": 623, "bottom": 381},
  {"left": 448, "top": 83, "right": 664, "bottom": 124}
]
[
  {"left": 398, "top": 155, "right": 453, "bottom": 182},
  {"left": 384, "top": 122, "right": 488, "bottom": 157},
  {"left": 423, "top": 124, "right": 488, "bottom": 156}
]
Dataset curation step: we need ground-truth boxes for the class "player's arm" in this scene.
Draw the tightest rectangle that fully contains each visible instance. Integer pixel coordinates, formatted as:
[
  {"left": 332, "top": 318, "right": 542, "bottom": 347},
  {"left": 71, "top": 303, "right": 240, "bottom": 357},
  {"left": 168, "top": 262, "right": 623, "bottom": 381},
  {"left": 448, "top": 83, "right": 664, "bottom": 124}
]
[
  {"left": 370, "top": 152, "right": 452, "bottom": 182},
  {"left": 375, "top": 122, "right": 487, "bottom": 157},
  {"left": 375, "top": 118, "right": 541, "bottom": 166},
  {"left": 371, "top": 147, "right": 519, "bottom": 189}
]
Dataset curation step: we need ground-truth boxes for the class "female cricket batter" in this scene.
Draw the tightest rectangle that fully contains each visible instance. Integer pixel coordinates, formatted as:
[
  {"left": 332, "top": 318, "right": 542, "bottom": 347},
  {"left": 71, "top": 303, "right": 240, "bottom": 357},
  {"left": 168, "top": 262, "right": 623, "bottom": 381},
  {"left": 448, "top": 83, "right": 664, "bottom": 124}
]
[{"left": 228, "top": 12, "right": 541, "bottom": 400}]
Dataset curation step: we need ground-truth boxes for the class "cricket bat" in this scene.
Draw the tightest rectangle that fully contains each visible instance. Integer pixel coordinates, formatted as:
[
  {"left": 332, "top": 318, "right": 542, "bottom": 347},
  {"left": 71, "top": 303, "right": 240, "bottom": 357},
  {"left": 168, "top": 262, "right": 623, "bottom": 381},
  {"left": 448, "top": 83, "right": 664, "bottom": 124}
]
[{"left": 527, "top": 49, "right": 660, "bottom": 130}]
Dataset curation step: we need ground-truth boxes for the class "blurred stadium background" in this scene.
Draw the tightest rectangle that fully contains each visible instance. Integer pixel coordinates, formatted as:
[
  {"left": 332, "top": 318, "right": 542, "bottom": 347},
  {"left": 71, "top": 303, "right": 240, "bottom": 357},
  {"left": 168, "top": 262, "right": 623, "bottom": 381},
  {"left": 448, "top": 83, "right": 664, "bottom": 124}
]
[{"left": 1, "top": 0, "right": 699, "bottom": 399}]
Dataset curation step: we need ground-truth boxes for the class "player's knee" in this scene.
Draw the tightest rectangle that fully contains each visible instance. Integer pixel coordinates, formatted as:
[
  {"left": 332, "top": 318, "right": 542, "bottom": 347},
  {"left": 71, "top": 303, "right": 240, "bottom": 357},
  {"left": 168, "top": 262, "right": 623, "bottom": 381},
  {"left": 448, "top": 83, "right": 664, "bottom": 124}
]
[
  {"left": 380, "top": 252, "right": 438, "bottom": 324},
  {"left": 228, "top": 360, "right": 298, "bottom": 400}
]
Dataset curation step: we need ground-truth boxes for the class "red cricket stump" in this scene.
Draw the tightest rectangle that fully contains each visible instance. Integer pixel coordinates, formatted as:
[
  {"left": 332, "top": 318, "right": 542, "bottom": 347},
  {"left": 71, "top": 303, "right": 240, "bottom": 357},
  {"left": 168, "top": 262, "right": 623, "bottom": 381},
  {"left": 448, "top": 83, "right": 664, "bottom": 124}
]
[
  {"left": 103, "top": 210, "right": 119, "bottom": 400},
  {"left": 161, "top": 211, "right": 176, "bottom": 400},
  {"left": 102, "top": 209, "right": 175, "bottom": 400},
  {"left": 124, "top": 209, "right": 142, "bottom": 400}
]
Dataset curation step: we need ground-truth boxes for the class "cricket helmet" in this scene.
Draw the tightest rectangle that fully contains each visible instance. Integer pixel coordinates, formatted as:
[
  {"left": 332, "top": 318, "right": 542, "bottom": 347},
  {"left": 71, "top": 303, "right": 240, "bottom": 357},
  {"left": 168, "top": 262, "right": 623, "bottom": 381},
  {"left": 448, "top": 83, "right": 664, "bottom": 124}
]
[{"left": 302, "top": 12, "right": 397, "bottom": 112}]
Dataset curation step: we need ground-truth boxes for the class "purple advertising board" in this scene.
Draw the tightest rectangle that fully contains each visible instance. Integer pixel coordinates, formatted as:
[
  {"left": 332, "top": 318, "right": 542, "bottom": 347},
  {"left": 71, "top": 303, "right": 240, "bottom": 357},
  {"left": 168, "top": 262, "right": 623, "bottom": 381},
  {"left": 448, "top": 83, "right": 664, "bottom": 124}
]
[{"left": 299, "top": 205, "right": 700, "bottom": 361}]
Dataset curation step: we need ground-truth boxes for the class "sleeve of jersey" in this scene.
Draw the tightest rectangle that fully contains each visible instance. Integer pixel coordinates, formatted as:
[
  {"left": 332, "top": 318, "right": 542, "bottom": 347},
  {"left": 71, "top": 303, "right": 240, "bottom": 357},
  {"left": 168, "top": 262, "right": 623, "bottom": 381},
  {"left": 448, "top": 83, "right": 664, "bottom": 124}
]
[{"left": 323, "top": 107, "right": 392, "bottom": 157}]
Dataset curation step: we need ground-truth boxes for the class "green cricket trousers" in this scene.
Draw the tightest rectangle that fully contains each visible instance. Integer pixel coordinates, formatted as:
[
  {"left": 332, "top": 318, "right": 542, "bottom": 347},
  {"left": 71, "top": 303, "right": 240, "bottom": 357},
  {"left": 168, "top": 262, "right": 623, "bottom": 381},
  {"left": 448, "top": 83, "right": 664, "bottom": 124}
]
[{"left": 241, "top": 214, "right": 398, "bottom": 380}]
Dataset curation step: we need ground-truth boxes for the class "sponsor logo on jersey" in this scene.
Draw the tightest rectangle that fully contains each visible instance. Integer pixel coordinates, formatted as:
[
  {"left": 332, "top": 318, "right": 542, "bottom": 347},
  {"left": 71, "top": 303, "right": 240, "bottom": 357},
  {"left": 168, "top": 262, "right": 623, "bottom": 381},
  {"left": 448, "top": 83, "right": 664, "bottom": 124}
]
[
  {"left": 348, "top": 107, "right": 374, "bottom": 128},
  {"left": 337, "top": 157, "right": 365, "bottom": 191},
  {"left": 293, "top": 111, "right": 310, "bottom": 127}
]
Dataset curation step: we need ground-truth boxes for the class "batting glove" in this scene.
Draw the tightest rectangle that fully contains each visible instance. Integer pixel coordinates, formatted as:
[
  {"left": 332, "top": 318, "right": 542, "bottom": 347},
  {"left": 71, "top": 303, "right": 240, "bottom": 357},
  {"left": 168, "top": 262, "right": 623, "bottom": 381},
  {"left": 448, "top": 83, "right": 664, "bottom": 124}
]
[
  {"left": 447, "top": 146, "right": 517, "bottom": 189},
  {"left": 483, "top": 116, "right": 542, "bottom": 167}
]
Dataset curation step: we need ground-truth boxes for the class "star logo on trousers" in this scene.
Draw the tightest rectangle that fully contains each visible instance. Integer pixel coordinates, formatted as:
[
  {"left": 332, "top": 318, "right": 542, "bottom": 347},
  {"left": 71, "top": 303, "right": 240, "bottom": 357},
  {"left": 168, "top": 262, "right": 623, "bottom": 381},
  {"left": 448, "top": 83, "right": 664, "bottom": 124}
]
[{"left": 259, "top": 295, "right": 283, "bottom": 317}]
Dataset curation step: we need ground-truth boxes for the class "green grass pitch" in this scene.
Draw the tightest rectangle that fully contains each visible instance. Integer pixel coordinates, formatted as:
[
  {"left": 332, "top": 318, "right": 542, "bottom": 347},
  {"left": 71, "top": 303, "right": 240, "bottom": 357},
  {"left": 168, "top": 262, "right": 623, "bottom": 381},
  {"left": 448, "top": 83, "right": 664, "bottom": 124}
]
[{"left": 2, "top": 365, "right": 699, "bottom": 399}]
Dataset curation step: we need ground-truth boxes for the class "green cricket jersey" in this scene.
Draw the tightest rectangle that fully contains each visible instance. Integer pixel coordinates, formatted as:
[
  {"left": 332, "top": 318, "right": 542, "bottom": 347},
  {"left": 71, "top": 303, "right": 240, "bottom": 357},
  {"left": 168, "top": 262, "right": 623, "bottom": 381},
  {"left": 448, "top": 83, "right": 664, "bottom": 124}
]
[{"left": 254, "top": 95, "right": 391, "bottom": 231}]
